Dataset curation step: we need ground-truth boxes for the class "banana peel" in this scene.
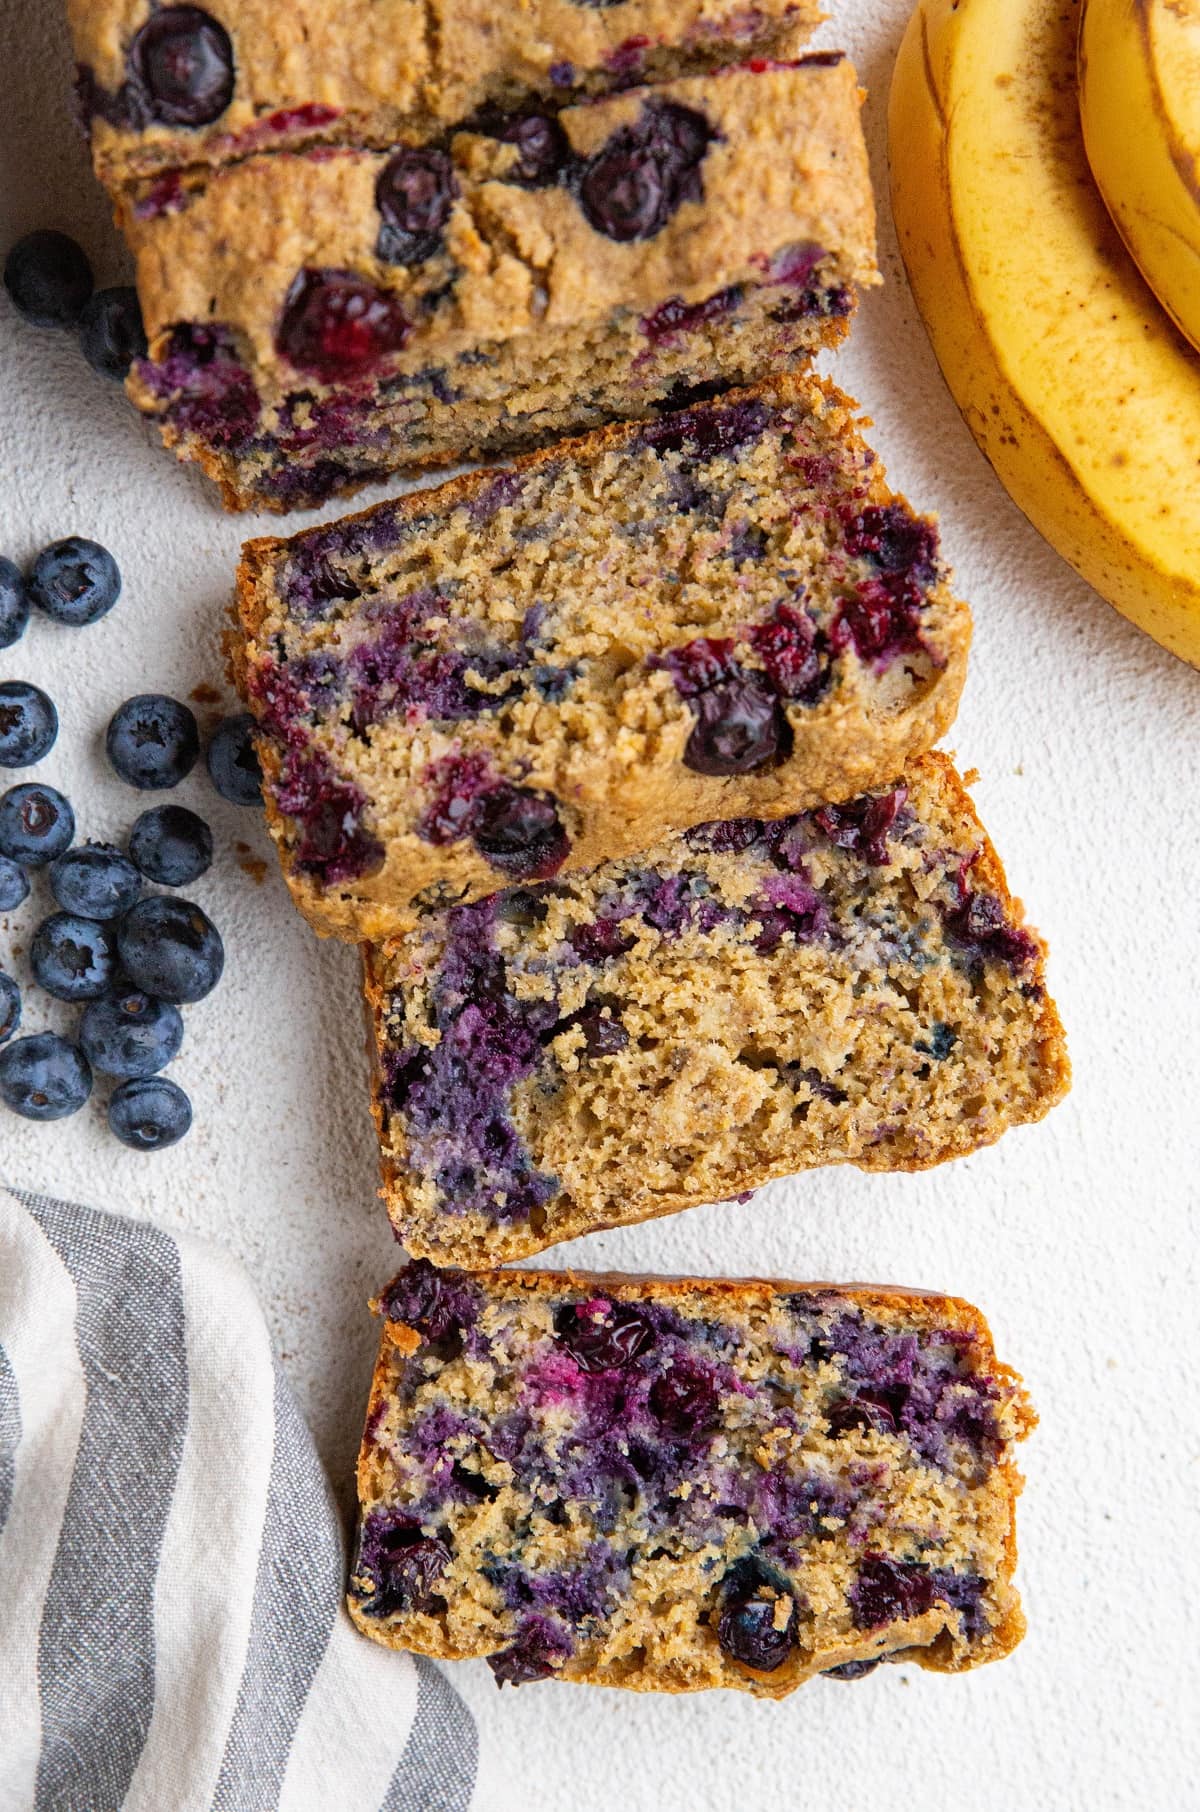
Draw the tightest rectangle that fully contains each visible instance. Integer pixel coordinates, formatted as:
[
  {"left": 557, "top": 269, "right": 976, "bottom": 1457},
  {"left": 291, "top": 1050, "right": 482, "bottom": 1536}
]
[
  {"left": 889, "top": 0, "right": 1200, "bottom": 668},
  {"left": 1079, "top": 0, "right": 1200, "bottom": 358}
]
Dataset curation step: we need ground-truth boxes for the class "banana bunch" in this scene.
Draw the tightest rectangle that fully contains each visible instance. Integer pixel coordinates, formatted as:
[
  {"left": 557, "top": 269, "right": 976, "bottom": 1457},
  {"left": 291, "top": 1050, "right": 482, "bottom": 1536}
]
[
  {"left": 1080, "top": 0, "right": 1200, "bottom": 358},
  {"left": 889, "top": 0, "right": 1200, "bottom": 667}
]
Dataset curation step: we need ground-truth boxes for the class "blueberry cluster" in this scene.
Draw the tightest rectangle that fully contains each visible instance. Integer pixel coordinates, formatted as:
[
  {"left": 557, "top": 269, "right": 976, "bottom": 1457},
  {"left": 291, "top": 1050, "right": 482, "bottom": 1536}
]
[
  {"left": 0, "top": 668, "right": 263, "bottom": 1150},
  {"left": 3, "top": 229, "right": 146, "bottom": 383},
  {"left": 360, "top": 1272, "right": 1003, "bottom": 1689},
  {"left": 272, "top": 100, "right": 716, "bottom": 382}
]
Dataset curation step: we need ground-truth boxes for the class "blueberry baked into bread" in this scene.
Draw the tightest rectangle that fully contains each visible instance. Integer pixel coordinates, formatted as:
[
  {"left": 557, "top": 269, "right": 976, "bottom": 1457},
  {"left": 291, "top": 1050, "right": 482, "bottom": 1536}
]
[
  {"left": 233, "top": 376, "right": 967, "bottom": 939},
  {"left": 349, "top": 1265, "right": 1035, "bottom": 1695},
  {"left": 364, "top": 753, "right": 1069, "bottom": 1264},
  {"left": 118, "top": 60, "right": 877, "bottom": 509},
  {"left": 70, "top": 0, "right": 822, "bottom": 192}
]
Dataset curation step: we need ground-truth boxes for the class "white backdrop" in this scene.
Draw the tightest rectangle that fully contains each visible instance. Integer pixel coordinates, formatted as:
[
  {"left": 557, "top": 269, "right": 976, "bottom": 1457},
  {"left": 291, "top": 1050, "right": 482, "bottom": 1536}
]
[{"left": 1, "top": 3, "right": 1197, "bottom": 1808}]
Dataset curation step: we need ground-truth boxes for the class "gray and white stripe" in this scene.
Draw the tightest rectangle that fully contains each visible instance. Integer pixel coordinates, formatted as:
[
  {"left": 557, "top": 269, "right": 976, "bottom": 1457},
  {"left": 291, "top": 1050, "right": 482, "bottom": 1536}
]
[
  {"left": 0, "top": 1341, "right": 19, "bottom": 1537},
  {"left": 0, "top": 1187, "right": 486, "bottom": 1812}
]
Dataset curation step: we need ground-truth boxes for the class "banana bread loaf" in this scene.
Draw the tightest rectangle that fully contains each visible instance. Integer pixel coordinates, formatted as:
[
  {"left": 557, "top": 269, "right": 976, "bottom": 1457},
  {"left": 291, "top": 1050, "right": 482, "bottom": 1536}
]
[
  {"left": 364, "top": 754, "right": 1069, "bottom": 1265},
  {"left": 71, "top": 0, "right": 822, "bottom": 192},
  {"left": 233, "top": 374, "right": 966, "bottom": 940},
  {"left": 350, "top": 1265, "right": 1035, "bottom": 1696},
  {"left": 120, "top": 60, "right": 877, "bottom": 509}
]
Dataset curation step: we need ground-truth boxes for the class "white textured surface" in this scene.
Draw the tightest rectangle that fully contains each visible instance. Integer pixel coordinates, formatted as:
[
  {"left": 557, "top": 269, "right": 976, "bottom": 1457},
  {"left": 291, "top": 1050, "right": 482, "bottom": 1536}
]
[{"left": 1, "top": 2, "right": 1198, "bottom": 1807}]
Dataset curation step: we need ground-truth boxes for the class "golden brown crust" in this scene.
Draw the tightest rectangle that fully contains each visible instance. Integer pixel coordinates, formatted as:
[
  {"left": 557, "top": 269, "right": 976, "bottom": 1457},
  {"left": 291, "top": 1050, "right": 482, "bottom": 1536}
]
[
  {"left": 346, "top": 1595, "right": 1028, "bottom": 1691},
  {"left": 374, "top": 1264, "right": 1002, "bottom": 1334}
]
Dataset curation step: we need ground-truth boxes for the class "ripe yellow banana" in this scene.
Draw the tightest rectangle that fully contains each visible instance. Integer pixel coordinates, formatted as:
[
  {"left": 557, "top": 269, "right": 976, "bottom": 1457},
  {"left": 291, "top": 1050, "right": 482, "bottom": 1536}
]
[
  {"left": 1079, "top": 0, "right": 1200, "bottom": 357},
  {"left": 889, "top": 0, "right": 1200, "bottom": 668}
]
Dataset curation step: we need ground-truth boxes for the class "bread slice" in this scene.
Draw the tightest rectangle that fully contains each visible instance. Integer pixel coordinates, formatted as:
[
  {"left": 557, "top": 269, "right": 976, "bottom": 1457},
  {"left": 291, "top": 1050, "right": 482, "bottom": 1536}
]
[
  {"left": 123, "top": 61, "right": 877, "bottom": 509},
  {"left": 233, "top": 373, "right": 968, "bottom": 940},
  {"left": 71, "top": 0, "right": 821, "bottom": 192},
  {"left": 350, "top": 1264, "right": 1035, "bottom": 1697},
  {"left": 364, "top": 753, "right": 1069, "bottom": 1265}
]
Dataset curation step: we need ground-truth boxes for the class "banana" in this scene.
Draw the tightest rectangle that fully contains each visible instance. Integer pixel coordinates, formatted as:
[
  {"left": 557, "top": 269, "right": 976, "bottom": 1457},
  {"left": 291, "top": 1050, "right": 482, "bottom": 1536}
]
[
  {"left": 889, "top": 0, "right": 1200, "bottom": 668},
  {"left": 1079, "top": 0, "right": 1200, "bottom": 357}
]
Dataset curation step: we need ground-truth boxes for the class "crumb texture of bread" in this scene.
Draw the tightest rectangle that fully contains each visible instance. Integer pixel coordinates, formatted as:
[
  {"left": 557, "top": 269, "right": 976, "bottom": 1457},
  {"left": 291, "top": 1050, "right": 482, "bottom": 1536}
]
[
  {"left": 232, "top": 374, "right": 967, "bottom": 940},
  {"left": 114, "top": 62, "right": 877, "bottom": 510},
  {"left": 70, "top": 0, "right": 821, "bottom": 189},
  {"left": 349, "top": 1265, "right": 1035, "bottom": 1697},
  {"left": 364, "top": 753, "right": 1069, "bottom": 1264}
]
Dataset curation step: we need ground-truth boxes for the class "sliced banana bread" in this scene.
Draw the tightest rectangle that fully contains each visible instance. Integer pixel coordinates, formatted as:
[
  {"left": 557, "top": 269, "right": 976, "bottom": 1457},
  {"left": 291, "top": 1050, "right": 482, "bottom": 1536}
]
[
  {"left": 71, "top": 0, "right": 821, "bottom": 191},
  {"left": 365, "top": 754, "right": 1069, "bottom": 1265},
  {"left": 233, "top": 374, "right": 967, "bottom": 940},
  {"left": 122, "top": 60, "right": 877, "bottom": 509},
  {"left": 350, "top": 1265, "right": 1035, "bottom": 1696}
]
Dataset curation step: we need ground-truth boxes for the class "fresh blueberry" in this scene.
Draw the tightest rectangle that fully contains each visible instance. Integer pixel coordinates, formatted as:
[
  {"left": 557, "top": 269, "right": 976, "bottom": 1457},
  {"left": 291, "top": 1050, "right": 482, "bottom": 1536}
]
[
  {"left": 106, "top": 694, "right": 199, "bottom": 789},
  {"left": 496, "top": 114, "right": 569, "bottom": 187},
  {"left": 80, "top": 988, "right": 184, "bottom": 1079},
  {"left": 0, "top": 856, "right": 29, "bottom": 912},
  {"left": 0, "top": 556, "right": 30, "bottom": 650},
  {"left": 357, "top": 1525, "right": 452, "bottom": 1616},
  {"left": 649, "top": 1357, "right": 722, "bottom": 1434},
  {"left": 3, "top": 230, "right": 93, "bottom": 328},
  {"left": 205, "top": 712, "right": 262, "bottom": 805},
  {"left": 375, "top": 149, "right": 458, "bottom": 264},
  {"left": 941, "top": 888, "right": 1039, "bottom": 974},
  {"left": 683, "top": 673, "right": 789, "bottom": 776},
  {"left": 377, "top": 1258, "right": 480, "bottom": 1342},
  {"left": 117, "top": 895, "right": 224, "bottom": 1003},
  {"left": 0, "top": 682, "right": 58, "bottom": 767},
  {"left": 553, "top": 1300, "right": 654, "bottom": 1373},
  {"left": 578, "top": 102, "right": 712, "bottom": 242},
  {"left": 128, "top": 803, "right": 213, "bottom": 885},
  {"left": 128, "top": 7, "right": 235, "bottom": 127},
  {"left": 0, "top": 1031, "right": 92, "bottom": 1120},
  {"left": 716, "top": 1589, "right": 799, "bottom": 1672},
  {"left": 486, "top": 1621, "right": 569, "bottom": 1687},
  {"left": 275, "top": 269, "right": 410, "bottom": 381},
  {"left": 31, "top": 910, "right": 119, "bottom": 1001},
  {"left": 49, "top": 842, "right": 142, "bottom": 919},
  {"left": 822, "top": 1658, "right": 882, "bottom": 1681},
  {"left": 29, "top": 536, "right": 121, "bottom": 627},
  {"left": 0, "top": 784, "right": 75, "bottom": 866},
  {"left": 573, "top": 1005, "right": 629, "bottom": 1058},
  {"left": 847, "top": 1554, "right": 949, "bottom": 1631},
  {"left": 471, "top": 785, "right": 568, "bottom": 879},
  {"left": 79, "top": 286, "right": 147, "bottom": 380},
  {"left": 108, "top": 1075, "right": 193, "bottom": 1150},
  {"left": 0, "top": 971, "right": 20, "bottom": 1044},
  {"left": 814, "top": 787, "right": 907, "bottom": 866}
]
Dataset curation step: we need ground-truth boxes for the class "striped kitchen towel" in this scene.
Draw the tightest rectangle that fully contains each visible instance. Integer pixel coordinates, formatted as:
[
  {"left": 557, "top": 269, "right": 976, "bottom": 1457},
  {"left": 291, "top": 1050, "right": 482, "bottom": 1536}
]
[{"left": 0, "top": 1186, "right": 490, "bottom": 1812}]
